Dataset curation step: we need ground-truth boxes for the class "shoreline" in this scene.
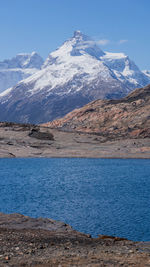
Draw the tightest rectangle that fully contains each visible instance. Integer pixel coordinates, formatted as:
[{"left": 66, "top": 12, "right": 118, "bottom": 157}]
[{"left": 1, "top": 156, "right": 150, "bottom": 159}]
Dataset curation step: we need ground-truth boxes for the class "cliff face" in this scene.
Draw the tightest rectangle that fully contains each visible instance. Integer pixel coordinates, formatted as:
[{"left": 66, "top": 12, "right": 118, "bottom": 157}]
[{"left": 44, "top": 84, "right": 150, "bottom": 140}]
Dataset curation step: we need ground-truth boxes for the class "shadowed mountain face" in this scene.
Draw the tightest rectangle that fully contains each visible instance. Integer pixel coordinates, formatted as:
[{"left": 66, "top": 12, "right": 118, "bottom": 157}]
[
  {"left": 0, "top": 31, "right": 149, "bottom": 124},
  {"left": 44, "top": 84, "right": 150, "bottom": 140}
]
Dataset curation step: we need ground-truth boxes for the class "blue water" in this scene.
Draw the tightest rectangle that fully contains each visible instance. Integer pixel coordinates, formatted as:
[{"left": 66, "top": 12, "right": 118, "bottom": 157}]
[{"left": 0, "top": 158, "right": 150, "bottom": 241}]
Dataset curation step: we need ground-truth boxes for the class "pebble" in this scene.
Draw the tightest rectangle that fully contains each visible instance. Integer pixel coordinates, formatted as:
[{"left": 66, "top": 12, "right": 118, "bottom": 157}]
[
  {"left": 129, "top": 250, "right": 134, "bottom": 253},
  {"left": 39, "top": 245, "right": 44, "bottom": 249},
  {"left": 64, "top": 247, "right": 70, "bottom": 250},
  {"left": 5, "top": 256, "right": 10, "bottom": 260}
]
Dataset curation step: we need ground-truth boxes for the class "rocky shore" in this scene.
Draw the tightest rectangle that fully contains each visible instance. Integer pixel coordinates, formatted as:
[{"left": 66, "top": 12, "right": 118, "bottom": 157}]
[
  {"left": 0, "top": 213, "right": 150, "bottom": 266},
  {"left": 0, "top": 122, "right": 150, "bottom": 158}
]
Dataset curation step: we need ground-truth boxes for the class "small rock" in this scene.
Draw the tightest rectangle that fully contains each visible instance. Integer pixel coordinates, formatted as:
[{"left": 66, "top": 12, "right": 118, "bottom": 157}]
[
  {"left": 29, "top": 128, "right": 54, "bottom": 140},
  {"left": 38, "top": 245, "right": 44, "bottom": 249},
  {"left": 64, "top": 247, "right": 70, "bottom": 250},
  {"left": 5, "top": 256, "right": 10, "bottom": 260}
]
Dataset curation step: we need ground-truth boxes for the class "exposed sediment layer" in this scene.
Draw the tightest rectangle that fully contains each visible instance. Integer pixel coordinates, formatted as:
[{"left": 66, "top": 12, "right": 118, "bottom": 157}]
[{"left": 0, "top": 122, "right": 150, "bottom": 158}]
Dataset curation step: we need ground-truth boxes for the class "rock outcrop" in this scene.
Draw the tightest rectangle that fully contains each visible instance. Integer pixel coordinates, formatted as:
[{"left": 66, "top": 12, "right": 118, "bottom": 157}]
[{"left": 28, "top": 127, "right": 54, "bottom": 140}]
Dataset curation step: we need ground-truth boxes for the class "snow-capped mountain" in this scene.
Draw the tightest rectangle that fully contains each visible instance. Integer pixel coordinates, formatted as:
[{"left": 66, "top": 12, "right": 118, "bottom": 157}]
[
  {"left": 0, "top": 31, "right": 149, "bottom": 124},
  {"left": 0, "top": 52, "right": 43, "bottom": 93},
  {"left": 101, "top": 52, "right": 150, "bottom": 88}
]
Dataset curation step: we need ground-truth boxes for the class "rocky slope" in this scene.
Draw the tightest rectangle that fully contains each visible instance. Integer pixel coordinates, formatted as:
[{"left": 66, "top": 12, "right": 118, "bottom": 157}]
[
  {"left": 44, "top": 84, "right": 150, "bottom": 140},
  {"left": 0, "top": 31, "right": 149, "bottom": 124},
  {"left": 0, "top": 213, "right": 150, "bottom": 267},
  {"left": 0, "top": 52, "right": 43, "bottom": 93}
]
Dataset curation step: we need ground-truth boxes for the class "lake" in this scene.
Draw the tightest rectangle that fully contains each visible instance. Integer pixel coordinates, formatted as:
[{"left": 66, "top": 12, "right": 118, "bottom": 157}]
[{"left": 0, "top": 158, "right": 150, "bottom": 241}]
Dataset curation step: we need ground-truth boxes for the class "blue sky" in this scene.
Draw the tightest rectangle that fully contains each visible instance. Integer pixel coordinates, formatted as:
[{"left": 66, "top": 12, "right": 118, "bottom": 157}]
[{"left": 0, "top": 0, "right": 150, "bottom": 69}]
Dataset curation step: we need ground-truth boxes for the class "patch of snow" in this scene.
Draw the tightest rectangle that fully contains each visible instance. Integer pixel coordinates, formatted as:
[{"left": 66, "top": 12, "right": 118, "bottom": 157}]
[
  {"left": 0, "top": 87, "right": 13, "bottom": 97},
  {"left": 142, "top": 70, "right": 150, "bottom": 78},
  {"left": 102, "top": 52, "right": 126, "bottom": 59}
]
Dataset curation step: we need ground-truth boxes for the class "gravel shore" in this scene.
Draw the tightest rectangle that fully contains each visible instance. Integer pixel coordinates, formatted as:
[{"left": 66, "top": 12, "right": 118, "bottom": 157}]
[{"left": 0, "top": 213, "right": 150, "bottom": 266}]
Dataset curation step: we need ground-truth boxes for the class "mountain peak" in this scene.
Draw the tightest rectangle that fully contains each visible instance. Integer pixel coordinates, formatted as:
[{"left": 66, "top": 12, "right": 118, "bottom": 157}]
[
  {"left": 74, "top": 30, "right": 81, "bottom": 36},
  {"left": 73, "top": 30, "right": 92, "bottom": 42},
  {"left": 73, "top": 30, "right": 84, "bottom": 38},
  {"left": 0, "top": 52, "right": 43, "bottom": 70},
  {"left": 43, "top": 31, "right": 105, "bottom": 68},
  {"left": 71, "top": 31, "right": 105, "bottom": 59}
]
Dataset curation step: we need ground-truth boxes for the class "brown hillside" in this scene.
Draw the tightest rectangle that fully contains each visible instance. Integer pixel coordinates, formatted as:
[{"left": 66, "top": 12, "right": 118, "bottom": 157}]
[{"left": 43, "top": 84, "right": 150, "bottom": 140}]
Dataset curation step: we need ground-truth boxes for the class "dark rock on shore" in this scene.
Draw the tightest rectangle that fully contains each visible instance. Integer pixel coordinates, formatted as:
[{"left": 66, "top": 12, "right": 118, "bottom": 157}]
[{"left": 28, "top": 127, "right": 54, "bottom": 140}]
